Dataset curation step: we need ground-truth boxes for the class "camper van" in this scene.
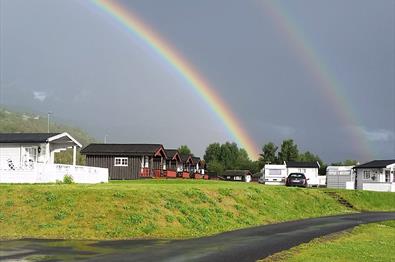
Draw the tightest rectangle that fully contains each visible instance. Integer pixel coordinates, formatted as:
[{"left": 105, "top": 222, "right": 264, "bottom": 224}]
[{"left": 261, "top": 164, "right": 288, "bottom": 185}]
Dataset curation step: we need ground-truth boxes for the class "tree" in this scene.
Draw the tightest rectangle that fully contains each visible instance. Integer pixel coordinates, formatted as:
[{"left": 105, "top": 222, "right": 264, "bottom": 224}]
[
  {"left": 178, "top": 145, "right": 191, "bottom": 155},
  {"left": 298, "top": 151, "right": 325, "bottom": 175},
  {"left": 331, "top": 159, "right": 358, "bottom": 166},
  {"left": 206, "top": 159, "right": 224, "bottom": 175},
  {"left": 298, "top": 151, "right": 323, "bottom": 166},
  {"left": 204, "top": 142, "right": 257, "bottom": 173},
  {"left": 203, "top": 143, "right": 222, "bottom": 163},
  {"left": 258, "top": 142, "right": 279, "bottom": 167},
  {"left": 278, "top": 139, "right": 299, "bottom": 162}
]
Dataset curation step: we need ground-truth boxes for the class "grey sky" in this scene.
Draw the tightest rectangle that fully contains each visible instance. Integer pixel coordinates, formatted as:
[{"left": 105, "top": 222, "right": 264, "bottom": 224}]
[{"left": 1, "top": 0, "right": 394, "bottom": 162}]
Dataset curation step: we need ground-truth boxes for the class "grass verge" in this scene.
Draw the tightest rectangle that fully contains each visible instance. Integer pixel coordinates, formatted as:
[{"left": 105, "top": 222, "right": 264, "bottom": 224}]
[
  {"left": 262, "top": 220, "right": 395, "bottom": 262},
  {"left": 0, "top": 180, "right": 394, "bottom": 240}
]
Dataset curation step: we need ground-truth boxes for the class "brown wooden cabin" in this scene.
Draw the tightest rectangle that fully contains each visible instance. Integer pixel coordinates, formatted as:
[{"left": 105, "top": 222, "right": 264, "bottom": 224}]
[
  {"left": 80, "top": 144, "right": 167, "bottom": 180},
  {"left": 191, "top": 156, "right": 205, "bottom": 179},
  {"left": 180, "top": 154, "right": 194, "bottom": 178},
  {"left": 164, "top": 149, "right": 182, "bottom": 178}
]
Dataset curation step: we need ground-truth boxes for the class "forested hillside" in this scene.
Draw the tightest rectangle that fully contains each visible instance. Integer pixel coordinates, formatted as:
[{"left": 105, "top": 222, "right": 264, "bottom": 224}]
[{"left": 0, "top": 108, "right": 95, "bottom": 164}]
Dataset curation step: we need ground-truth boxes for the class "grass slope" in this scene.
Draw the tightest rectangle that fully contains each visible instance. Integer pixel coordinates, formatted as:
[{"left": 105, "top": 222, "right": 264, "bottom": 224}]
[
  {"left": 1, "top": 180, "right": 394, "bottom": 240},
  {"left": 263, "top": 220, "right": 395, "bottom": 262}
]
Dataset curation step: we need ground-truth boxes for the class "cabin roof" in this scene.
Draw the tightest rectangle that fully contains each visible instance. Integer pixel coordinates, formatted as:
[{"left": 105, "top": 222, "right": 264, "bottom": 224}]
[
  {"left": 179, "top": 154, "right": 193, "bottom": 163},
  {"left": 0, "top": 133, "right": 61, "bottom": 143},
  {"left": 286, "top": 161, "right": 320, "bottom": 168},
  {"left": 191, "top": 156, "right": 201, "bottom": 164},
  {"left": 81, "top": 143, "right": 166, "bottom": 157},
  {"left": 354, "top": 160, "right": 395, "bottom": 169},
  {"left": 164, "top": 149, "right": 181, "bottom": 161},
  {"left": 0, "top": 132, "right": 81, "bottom": 147}
]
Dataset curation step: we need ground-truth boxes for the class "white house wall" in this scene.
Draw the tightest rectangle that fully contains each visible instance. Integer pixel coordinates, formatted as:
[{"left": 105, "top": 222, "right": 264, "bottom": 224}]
[
  {"left": 0, "top": 144, "right": 21, "bottom": 169},
  {"left": 0, "top": 143, "right": 50, "bottom": 169},
  {"left": 287, "top": 167, "right": 319, "bottom": 186},
  {"left": 356, "top": 168, "right": 383, "bottom": 190}
]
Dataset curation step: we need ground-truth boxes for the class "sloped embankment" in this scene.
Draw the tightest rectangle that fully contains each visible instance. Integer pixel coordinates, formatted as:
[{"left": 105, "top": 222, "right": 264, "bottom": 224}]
[{"left": 0, "top": 180, "right": 394, "bottom": 240}]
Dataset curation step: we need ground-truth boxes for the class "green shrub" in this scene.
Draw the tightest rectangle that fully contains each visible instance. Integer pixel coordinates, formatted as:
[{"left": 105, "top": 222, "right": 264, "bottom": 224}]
[
  {"left": 124, "top": 214, "right": 144, "bottom": 225},
  {"left": 113, "top": 192, "right": 126, "bottom": 198},
  {"left": 54, "top": 211, "right": 68, "bottom": 220},
  {"left": 141, "top": 222, "right": 157, "bottom": 234},
  {"left": 165, "top": 214, "right": 175, "bottom": 223},
  {"left": 63, "top": 175, "right": 74, "bottom": 184}
]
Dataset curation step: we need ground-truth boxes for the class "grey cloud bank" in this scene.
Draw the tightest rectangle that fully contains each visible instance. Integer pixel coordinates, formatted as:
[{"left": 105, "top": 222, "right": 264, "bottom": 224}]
[{"left": 1, "top": 0, "right": 394, "bottom": 162}]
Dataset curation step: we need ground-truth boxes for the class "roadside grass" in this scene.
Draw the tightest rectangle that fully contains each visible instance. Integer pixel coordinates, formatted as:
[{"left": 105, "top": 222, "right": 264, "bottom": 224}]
[
  {"left": 330, "top": 189, "right": 395, "bottom": 211},
  {"left": 262, "top": 220, "right": 395, "bottom": 262},
  {"left": 0, "top": 180, "right": 393, "bottom": 240}
]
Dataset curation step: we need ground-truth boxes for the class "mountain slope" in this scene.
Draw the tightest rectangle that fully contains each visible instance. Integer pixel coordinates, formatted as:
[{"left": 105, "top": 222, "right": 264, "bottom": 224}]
[{"left": 0, "top": 107, "right": 95, "bottom": 164}]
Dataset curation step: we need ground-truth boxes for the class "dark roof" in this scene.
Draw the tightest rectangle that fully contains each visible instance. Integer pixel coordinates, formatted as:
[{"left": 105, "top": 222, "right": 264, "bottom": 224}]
[
  {"left": 286, "top": 161, "right": 320, "bottom": 168},
  {"left": 191, "top": 156, "right": 201, "bottom": 164},
  {"left": 223, "top": 170, "right": 252, "bottom": 177},
  {"left": 0, "top": 133, "right": 61, "bottom": 143},
  {"left": 354, "top": 160, "right": 395, "bottom": 169},
  {"left": 164, "top": 149, "right": 179, "bottom": 160},
  {"left": 180, "top": 154, "right": 192, "bottom": 163},
  {"left": 81, "top": 144, "right": 165, "bottom": 156}
]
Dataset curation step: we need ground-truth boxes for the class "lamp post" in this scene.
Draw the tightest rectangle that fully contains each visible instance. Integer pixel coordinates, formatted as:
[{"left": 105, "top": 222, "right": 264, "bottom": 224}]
[{"left": 47, "top": 112, "right": 52, "bottom": 133}]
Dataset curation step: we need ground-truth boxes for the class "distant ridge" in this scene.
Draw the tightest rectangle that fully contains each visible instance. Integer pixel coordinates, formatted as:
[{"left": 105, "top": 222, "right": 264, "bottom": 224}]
[
  {"left": 0, "top": 107, "right": 95, "bottom": 164},
  {"left": 0, "top": 107, "right": 95, "bottom": 147}
]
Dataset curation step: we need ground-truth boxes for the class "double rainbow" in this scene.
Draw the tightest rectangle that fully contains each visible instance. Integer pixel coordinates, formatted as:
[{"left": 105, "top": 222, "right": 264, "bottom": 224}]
[
  {"left": 260, "top": 1, "right": 374, "bottom": 160},
  {"left": 90, "top": 0, "right": 260, "bottom": 159}
]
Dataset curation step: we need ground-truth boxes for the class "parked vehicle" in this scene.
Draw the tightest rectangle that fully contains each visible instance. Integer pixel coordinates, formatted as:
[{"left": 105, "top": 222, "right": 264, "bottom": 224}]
[{"left": 285, "top": 173, "right": 308, "bottom": 187}]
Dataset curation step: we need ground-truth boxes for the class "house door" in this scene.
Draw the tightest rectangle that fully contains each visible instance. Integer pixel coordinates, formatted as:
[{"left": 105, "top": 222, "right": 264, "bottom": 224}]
[{"left": 23, "top": 147, "right": 37, "bottom": 168}]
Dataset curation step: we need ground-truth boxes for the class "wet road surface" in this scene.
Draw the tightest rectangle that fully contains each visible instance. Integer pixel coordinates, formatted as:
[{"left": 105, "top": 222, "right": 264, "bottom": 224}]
[{"left": 1, "top": 212, "right": 395, "bottom": 261}]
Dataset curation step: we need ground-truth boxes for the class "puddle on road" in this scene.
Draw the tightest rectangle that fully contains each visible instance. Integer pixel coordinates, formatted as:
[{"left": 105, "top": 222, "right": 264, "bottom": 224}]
[{"left": 0, "top": 239, "right": 170, "bottom": 261}]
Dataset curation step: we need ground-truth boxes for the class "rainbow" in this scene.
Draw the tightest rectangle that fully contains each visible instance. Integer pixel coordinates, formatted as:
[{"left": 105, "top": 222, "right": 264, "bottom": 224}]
[
  {"left": 89, "top": 0, "right": 259, "bottom": 159},
  {"left": 259, "top": 1, "right": 374, "bottom": 161}
]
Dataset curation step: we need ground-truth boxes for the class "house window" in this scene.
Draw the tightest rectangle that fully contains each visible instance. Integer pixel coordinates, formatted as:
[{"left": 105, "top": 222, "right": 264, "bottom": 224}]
[
  {"left": 363, "top": 170, "right": 371, "bottom": 180},
  {"left": 385, "top": 170, "right": 390, "bottom": 183},
  {"left": 114, "top": 157, "right": 128, "bottom": 167}
]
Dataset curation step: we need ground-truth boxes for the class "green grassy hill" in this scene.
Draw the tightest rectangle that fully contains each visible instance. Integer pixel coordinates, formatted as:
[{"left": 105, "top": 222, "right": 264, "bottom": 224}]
[
  {"left": 0, "top": 180, "right": 394, "bottom": 240},
  {"left": 263, "top": 220, "right": 395, "bottom": 262},
  {"left": 0, "top": 107, "right": 96, "bottom": 164}
]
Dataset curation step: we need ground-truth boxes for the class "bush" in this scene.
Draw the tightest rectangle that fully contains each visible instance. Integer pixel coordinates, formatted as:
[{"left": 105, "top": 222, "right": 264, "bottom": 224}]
[{"left": 63, "top": 175, "right": 74, "bottom": 184}]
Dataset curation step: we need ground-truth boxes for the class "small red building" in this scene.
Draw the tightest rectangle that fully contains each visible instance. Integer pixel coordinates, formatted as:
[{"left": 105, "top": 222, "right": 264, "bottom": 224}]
[{"left": 164, "top": 149, "right": 182, "bottom": 178}]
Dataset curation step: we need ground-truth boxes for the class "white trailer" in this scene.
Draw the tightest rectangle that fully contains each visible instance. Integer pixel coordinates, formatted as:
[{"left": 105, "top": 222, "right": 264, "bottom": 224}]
[
  {"left": 262, "top": 164, "right": 287, "bottom": 185},
  {"left": 326, "top": 166, "right": 355, "bottom": 189}
]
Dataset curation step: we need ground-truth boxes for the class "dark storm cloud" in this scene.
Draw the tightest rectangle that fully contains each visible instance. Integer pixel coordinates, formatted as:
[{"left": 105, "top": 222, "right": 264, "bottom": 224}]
[{"left": 1, "top": 0, "right": 394, "bottom": 162}]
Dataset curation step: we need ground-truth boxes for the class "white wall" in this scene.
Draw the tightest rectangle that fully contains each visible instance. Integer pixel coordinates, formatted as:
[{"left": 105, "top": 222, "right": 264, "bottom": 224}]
[
  {"left": 362, "top": 182, "right": 395, "bottom": 192},
  {"left": 287, "top": 167, "right": 319, "bottom": 186},
  {"left": 0, "top": 144, "right": 21, "bottom": 169},
  {"left": 0, "top": 164, "right": 108, "bottom": 184},
  {"left": 0, "top": 143, "right": 50, "bottom": 169}
]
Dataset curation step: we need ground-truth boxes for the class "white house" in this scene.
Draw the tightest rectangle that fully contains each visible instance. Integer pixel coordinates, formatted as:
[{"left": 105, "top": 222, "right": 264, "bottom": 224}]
[
  {"left": 0, "top": 133, "right": 108, "bottom": 183},
  {"left": 261, "top": 161, "right": 325, "bottom": 187},
  {"left": 286, "top": 161, "right": 323, "bottom": 187},
  {"left": 261, "top": 164, "right": 288, "bottom": 185},
  {"left": 326, "top": 166, "right": 355, "bottom": 190},
  {"left": 354, "top": 160, "right": 395, "bottom": 192}
]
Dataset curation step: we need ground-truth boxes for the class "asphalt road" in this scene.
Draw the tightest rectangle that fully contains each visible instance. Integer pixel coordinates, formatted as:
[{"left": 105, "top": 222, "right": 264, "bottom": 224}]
[{"left": 1, "top": 212, "right": 395, "bottom": 262}]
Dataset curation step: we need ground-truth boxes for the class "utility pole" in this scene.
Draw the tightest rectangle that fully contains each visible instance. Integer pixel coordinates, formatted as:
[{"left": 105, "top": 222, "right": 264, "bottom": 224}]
[
  {"left": 104, "top": 134, "right": 108, "bottom": 144},
  {"left": 47, "top": 112, "right": 52, "bottom": 133}
]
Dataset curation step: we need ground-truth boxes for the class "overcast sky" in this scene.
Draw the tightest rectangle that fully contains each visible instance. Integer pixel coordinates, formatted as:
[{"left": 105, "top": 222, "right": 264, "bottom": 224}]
[{"left": 1, "top": 0, "right": 394, "bottom": 162}]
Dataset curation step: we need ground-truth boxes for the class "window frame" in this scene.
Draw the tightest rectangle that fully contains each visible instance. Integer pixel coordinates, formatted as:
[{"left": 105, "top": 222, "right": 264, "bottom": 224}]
[
  {"left": 363, "top": 170, "right": 371, "bottom": 180},
  {"left": 114, "top": 157, "right": 128, "bottom": 167}
]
